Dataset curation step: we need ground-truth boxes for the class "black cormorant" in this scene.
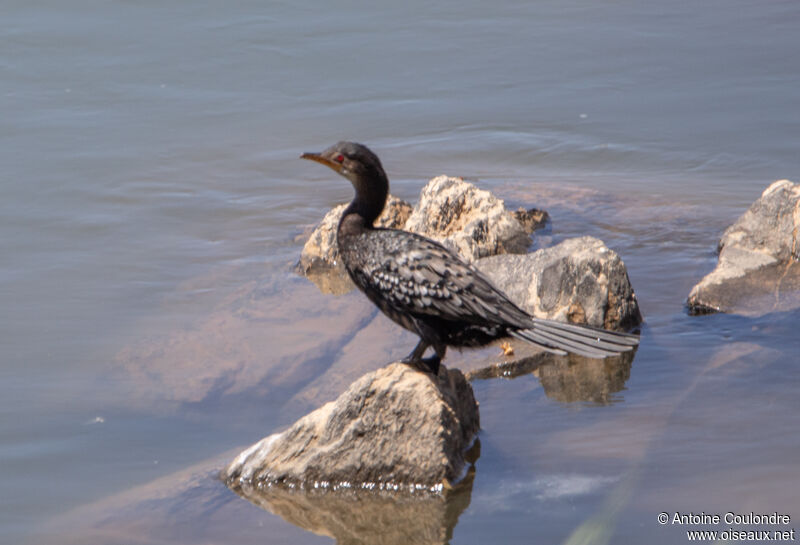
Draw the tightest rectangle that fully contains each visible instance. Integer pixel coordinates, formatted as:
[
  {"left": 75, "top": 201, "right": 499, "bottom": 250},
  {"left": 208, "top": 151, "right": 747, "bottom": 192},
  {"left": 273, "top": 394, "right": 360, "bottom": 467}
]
[{"left": 301, "top": 141, "right": 639, "bottom": 375}]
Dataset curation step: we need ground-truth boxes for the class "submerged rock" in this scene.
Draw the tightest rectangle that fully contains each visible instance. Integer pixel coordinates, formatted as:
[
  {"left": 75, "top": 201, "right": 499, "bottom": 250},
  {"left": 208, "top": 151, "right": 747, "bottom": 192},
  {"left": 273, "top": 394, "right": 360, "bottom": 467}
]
[
  {"left": 404, "top": 175, "right": 531, "bottom": 261},
  {"left": 298, "top": 195, "right": 413, "bottom": 275},
  {"left": 687, "top": 179, "right": 800, "bottom": 315},
  {"left": 115, "top": 277, "right": 376, "bottom": 406},
  {"left": 512, "top": 206, "right": 550, "bottom": 234},
  {"left": 224, "top": 363, "right": 479, "bottom": 490},
  {"left": 477, "top": 236, "right": 643, "bottom": 331}
]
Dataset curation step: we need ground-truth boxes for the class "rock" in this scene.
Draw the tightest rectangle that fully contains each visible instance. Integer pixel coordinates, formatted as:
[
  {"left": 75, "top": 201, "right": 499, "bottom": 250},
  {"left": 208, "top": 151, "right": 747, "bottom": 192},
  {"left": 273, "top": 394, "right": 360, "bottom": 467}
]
[
  {"left": 476, "top": 236, "right": 642, "bottom": 331},
  {"left": 688, "top": 179, "right": 800, "bottom": 315},
  {"left": 404, "top": 176, "right": 531, "bottom": 261},
  {"left": 297, "top": 177, "right": 537, "bottom": 293},
  {"left": 512, "top": 206, "right": 550, "bottom": 234},
  {"left": 297, "top": 195, "right": 413, "bottom": 275},
  {"left": 224, "top": 363, "right": 479, "bottom": 490}
]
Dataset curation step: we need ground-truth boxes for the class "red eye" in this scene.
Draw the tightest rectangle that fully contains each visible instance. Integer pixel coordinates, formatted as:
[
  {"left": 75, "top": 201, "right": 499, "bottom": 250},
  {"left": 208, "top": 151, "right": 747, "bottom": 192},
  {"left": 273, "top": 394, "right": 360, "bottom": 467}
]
[{"left": 335, "top": 154, "right": 345, "bottom": 163}]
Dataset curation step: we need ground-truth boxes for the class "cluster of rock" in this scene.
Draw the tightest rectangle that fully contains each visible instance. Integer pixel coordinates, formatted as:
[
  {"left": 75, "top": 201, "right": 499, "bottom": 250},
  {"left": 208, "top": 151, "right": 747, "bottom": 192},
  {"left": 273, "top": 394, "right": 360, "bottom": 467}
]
[
  {"left": 687, "top": 179, "right": 800, "bottom": 315},
  {"left": 228, "top": 175, "right": 644, "bottom": 499},
  {"left": 105, "top": 163, "right": 796, "bottom": 543},
  {"left": 226, "top": 176, "right": 800, "bottom": 505},
  {"left": 298, "top": 176, "right": 536, "bottom": 281}
]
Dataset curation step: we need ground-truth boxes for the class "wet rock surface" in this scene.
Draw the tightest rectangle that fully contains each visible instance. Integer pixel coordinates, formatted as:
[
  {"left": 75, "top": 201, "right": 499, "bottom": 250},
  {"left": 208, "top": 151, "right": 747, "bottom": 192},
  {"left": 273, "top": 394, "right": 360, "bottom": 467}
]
[
  {"left": 476, "top": 236, "right": 643, "bottom": 331},
  {"left": 688, "top": 179, "right": 800, "bottom": 315},
  {"left": 224, "top": 363, "right": 479, "bottom": 490}
]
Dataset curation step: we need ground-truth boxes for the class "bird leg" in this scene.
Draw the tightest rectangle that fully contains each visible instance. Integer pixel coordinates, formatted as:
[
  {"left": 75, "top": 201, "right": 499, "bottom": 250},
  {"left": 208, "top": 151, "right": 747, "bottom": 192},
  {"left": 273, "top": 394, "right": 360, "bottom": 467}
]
[
  {"left": 401, "top": 339, "right": 429, "bottom": 366},
  {"left": 424, "top": 343, "right": 446, "bottom": 376},
  {"left": 401, "top": 339, "right": 443, "bottom": 375}
]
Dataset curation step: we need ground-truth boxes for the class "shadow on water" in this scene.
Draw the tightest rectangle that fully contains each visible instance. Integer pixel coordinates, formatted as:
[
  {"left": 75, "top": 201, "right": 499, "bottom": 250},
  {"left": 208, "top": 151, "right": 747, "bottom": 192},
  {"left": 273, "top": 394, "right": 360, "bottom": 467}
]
[{"left": 229, "top": 443, "right": 480, "bottom": 545}]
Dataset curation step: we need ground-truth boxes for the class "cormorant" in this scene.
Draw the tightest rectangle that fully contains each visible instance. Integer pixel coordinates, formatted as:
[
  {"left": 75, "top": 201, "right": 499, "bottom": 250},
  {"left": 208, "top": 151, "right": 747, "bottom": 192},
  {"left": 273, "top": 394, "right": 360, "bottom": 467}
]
[{"left": 301, "top": 141, "right": 639, "bottom": 375}]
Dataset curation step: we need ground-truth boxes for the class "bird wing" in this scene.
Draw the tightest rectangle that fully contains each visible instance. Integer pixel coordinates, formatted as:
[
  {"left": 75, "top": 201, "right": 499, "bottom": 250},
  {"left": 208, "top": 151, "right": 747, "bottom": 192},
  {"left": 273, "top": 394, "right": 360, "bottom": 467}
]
[
  {"left": 345, "top": 228, "right": 640, "bottom": 359},
  {"left": 346, "top": 229, "right": 532, "bottom": 327}
]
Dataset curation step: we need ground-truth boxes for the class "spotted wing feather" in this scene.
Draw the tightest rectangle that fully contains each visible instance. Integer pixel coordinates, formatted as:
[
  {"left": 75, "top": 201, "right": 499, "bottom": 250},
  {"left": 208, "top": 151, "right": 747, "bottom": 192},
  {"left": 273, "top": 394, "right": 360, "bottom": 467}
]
[{"left": 343, "top": 228, "right": 531, "bottom": 328}]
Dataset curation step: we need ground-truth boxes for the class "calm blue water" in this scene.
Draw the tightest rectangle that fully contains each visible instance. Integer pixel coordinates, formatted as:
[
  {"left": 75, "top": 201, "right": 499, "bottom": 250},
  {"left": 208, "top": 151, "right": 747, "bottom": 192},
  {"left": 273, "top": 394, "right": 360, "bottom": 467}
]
[{"left": 2, "top": 1, "right": 799, "bottom": 544}]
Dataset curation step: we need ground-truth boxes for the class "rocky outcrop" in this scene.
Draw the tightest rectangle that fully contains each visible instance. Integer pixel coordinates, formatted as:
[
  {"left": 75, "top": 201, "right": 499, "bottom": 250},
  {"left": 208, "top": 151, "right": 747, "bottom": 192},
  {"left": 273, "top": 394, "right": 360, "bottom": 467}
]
[
  {"left": 512, "top": 207, "right": 550, "bottom": 234},
  {"left": 224, "top": 363, "right": 479, "bottom": 490},
  {"left": 687, "top": 180, "right": 800, "bottom": 315},
  {"left": 476, "top": 236, "right": 642, "bottom": 331},
  {"left": 298, "top": 195, "right": 413, "bottom": 274},
  {"left": 297, "top": 177, "right": 535, "bottom": 293},
  {"left": 404, "top": 176, "right": 531, "bottom": 261}
]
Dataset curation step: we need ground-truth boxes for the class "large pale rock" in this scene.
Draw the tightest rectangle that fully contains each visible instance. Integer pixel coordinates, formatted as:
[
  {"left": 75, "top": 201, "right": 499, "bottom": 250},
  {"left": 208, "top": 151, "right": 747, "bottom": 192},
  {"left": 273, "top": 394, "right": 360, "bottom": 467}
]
[
  {"left": 476, "top": 236, "right": 642, "bottom": 331},
  {"left": 297, "top": 195, "right": 412, "bottom": 275},
  {"left": 224, "top": 363, "right": 479, "bottom": 490},
  {"left": 404, "top": 176, "right": 531, "bottom": 261},
  {"left": 688, "top": 180, "right": 800, "bottom": 315}
]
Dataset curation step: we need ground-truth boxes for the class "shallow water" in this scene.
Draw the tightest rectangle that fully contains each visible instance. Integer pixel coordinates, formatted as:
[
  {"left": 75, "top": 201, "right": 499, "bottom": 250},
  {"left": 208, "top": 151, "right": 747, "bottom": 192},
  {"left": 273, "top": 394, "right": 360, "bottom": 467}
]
[{"left": 3, "top": 1, "right": 799, "bottom": 544}]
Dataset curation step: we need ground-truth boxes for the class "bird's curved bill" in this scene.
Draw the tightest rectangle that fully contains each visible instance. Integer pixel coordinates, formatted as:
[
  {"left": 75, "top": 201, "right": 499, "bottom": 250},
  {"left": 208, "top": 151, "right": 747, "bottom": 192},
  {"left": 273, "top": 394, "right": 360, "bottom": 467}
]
[{"left": 300, "top": 152, "right": 342, "bottom": 173}]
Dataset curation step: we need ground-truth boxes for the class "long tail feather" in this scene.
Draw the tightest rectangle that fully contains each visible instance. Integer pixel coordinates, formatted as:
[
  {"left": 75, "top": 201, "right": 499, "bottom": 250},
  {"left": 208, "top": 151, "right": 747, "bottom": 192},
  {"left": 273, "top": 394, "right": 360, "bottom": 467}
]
[
  {"left": 533, "top": 318, "right": 640, "bottom": 346},
  {"left": 510, "top": 319, "right": 639, "bottom": 359},
  {"left": 509, "top": 329, "right": 568, "bottom": 356}
]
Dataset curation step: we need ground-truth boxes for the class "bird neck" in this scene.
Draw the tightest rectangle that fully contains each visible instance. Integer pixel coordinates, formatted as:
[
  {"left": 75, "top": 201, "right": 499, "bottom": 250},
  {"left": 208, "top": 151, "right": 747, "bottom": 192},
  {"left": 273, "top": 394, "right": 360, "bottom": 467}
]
[{"left": 340, "top": 173, "right": 388, "bottom": 230}]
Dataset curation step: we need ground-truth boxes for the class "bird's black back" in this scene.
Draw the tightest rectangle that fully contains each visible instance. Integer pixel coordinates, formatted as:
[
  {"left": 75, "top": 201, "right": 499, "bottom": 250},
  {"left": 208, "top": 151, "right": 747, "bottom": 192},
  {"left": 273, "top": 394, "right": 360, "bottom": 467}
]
[{"left": 338, "top": 226, "right": 534, "bottom": 346}]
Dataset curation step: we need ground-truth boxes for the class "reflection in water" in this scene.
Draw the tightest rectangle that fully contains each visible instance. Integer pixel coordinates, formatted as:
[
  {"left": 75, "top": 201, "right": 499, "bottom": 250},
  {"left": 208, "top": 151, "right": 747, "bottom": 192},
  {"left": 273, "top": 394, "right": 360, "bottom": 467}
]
[
  {"left": 537, "top": 352, "right": 633, "bottom": 404},
  {"left": 468, "top": 350, "right": 635, "bottom": 405},
  {"left": 229, "top": 445, "right": 478, "bottom": 545}
]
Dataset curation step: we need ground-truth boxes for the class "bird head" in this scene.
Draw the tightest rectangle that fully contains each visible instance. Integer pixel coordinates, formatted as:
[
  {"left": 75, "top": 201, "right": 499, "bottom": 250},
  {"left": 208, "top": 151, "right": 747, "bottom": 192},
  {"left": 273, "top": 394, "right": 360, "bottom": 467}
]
[{"left": 301, "top": 141, "right": 387, "bottom": 190}]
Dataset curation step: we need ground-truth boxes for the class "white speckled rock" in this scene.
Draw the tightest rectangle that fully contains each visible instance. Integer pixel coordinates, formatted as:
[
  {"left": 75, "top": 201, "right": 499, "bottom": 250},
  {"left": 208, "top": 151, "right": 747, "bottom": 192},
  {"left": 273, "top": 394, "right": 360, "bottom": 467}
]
[
  {"left": 403, "top": 176, "right": 531, "bottom": 262},
  {"left": 224, "top": 363, "right": 479, "bottom": 490},
  {"left": 476, "top": 236, "right": 642, "bottom": 331},
  {"left": 687, "top": 179, "right": 800, "bottom": 315}
]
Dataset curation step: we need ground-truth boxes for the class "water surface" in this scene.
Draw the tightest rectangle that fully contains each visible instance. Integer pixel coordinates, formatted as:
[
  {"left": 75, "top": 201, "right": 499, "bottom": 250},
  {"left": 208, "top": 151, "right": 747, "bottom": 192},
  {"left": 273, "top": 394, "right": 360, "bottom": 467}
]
[{"left": 2, "top": 1, "right": 799, "bottom": 543}]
